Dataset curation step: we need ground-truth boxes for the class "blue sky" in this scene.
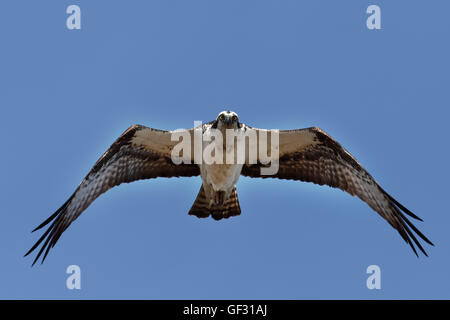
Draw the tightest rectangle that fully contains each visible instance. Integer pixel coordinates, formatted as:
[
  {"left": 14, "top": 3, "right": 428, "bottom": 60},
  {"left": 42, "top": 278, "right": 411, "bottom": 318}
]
[{"left": 0, "top": 0, "right": 449, "bottom": 299}]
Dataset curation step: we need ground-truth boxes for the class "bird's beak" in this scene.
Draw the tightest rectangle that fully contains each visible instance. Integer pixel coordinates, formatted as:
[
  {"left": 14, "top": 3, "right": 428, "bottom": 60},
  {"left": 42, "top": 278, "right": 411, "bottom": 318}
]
[{"left": 223, "top": 116, "right": 233, "bottom": 126}]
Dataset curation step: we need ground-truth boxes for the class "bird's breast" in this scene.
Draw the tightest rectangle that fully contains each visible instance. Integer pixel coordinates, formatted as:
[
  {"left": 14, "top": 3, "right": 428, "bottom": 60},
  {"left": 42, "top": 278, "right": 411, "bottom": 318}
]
[{"left": 201, "top": 163, "right": 243, "bottom": 192}]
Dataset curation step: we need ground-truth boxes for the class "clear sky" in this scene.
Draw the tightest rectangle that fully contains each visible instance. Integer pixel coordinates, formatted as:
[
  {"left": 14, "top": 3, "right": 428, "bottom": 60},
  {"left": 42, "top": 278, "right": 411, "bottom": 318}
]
[{"left": 0, "top": 0, "right": 449, "bottom": 299}]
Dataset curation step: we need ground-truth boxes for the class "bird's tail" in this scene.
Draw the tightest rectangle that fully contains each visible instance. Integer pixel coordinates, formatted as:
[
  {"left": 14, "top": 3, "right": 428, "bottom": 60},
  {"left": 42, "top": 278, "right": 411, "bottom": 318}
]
[{"left": 188, "top": 185, "right": 241, "bottom": 220}]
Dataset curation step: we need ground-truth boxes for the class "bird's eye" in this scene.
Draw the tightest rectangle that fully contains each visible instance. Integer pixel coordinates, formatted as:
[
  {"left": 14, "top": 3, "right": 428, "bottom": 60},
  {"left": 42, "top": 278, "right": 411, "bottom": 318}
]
[
  {"left": 232, "top": 115, "right": 238, "bottom": 122},
  {"left": 219, "top": 114, "right": 225, "bottom": 121}
]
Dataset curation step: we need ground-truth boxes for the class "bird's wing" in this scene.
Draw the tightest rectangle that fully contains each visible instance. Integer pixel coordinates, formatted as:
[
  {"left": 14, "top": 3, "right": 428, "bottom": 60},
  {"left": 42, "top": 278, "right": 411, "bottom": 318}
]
[
  {"left": 241, "top": 126, "right": 433, "bottom": 256},
  {"left": 26, "top": 124, "right": 199, "bottom": 265}
]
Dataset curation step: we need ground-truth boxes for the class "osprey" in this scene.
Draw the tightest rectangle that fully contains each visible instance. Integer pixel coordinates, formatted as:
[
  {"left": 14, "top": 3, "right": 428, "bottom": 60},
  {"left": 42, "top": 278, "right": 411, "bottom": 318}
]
[{"left": 26, "top": 111, "right": 433, "bottom": 265}]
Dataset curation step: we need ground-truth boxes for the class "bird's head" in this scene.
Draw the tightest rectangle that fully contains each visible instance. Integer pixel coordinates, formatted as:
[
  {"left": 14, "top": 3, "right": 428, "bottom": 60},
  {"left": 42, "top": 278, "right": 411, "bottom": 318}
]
[{"left": 215, "top": 110, "right": 240, "bottom": 130}]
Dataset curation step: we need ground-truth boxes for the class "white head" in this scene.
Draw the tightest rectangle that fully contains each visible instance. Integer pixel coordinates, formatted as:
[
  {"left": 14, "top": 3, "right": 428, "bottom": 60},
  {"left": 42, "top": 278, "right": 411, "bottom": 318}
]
[{"left": 215, "top": 110, "right": 240, "bottom": 130}]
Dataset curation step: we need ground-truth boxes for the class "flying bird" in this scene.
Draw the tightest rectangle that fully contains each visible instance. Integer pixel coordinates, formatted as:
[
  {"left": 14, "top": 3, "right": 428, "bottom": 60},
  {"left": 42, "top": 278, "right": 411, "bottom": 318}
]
[{"left": 26, "top": 110, "right": 433, "bottom": 265}]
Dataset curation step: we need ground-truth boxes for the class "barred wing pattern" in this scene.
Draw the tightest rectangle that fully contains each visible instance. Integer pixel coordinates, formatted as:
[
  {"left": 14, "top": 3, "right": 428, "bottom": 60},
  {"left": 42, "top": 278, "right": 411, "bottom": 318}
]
[
  {"left": 25, "top": 125, "right": 199, "bottom": 265},
  {"left": 241, "top": 126, "right": 433, "bottom": 256}
]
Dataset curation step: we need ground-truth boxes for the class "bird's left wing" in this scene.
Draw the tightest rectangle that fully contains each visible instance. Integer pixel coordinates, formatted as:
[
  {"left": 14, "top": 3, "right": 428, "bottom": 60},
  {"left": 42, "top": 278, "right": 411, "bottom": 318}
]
[
  {"left": 241, "top": 126, "right": 433, "bottom": 256},
  {"left": 26, "top": 124, "right": 198, "bottom": 265}
]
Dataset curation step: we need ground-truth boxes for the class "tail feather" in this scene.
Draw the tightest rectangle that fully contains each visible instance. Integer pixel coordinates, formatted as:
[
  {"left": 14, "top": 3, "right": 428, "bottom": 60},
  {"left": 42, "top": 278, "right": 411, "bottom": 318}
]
[
  {"left": 189, "top": 186, "right": 241, "bottom": 220},
  {"left": 188, "top": 186, "right": 210, "bottom": 218}
]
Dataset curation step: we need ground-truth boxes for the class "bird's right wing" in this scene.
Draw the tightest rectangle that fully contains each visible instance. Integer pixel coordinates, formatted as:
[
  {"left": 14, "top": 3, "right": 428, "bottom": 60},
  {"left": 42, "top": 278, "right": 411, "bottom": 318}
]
[
  {"left": 241, "top": 126, "right": 433, "bottom": 256},
  {"left": 26, "top": 124, "right": 199, "bottom": 265}
]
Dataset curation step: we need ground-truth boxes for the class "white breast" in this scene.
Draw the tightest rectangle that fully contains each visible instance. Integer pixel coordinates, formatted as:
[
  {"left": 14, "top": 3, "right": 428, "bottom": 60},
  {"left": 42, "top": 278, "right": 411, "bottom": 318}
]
[
  {"left": 201, "top": 163, "right": 243, "bottom": 191},
  {"left": 200, "top": 124, "right": 244, "bottom": 192}
]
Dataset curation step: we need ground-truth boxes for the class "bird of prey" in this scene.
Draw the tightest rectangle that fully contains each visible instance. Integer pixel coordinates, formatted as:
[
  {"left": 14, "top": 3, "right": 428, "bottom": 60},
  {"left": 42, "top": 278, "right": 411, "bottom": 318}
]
[{"left": 25, "top": 110, "right": 433, "bottom": 265}]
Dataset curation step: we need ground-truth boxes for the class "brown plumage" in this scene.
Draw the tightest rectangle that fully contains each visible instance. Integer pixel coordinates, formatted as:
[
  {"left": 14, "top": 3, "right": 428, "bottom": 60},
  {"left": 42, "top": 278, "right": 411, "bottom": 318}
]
[
  {"left": 189, "top": 186, "right": 241, "bottom": 220},
  {"left": 25, "top": 124, "right": 199, "bottom": 265},
  {"left": 241, "top": 127, "right": 433, "bottom": 256},
  {"left": 25, "top": 113, "right": 433, "bottom": 266}
]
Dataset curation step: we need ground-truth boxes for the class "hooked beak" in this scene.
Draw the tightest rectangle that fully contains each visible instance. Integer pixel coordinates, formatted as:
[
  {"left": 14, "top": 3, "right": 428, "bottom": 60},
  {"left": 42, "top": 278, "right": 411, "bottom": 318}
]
[{"left": 223, "top": 116, "right": 233, "bottom": 125}]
